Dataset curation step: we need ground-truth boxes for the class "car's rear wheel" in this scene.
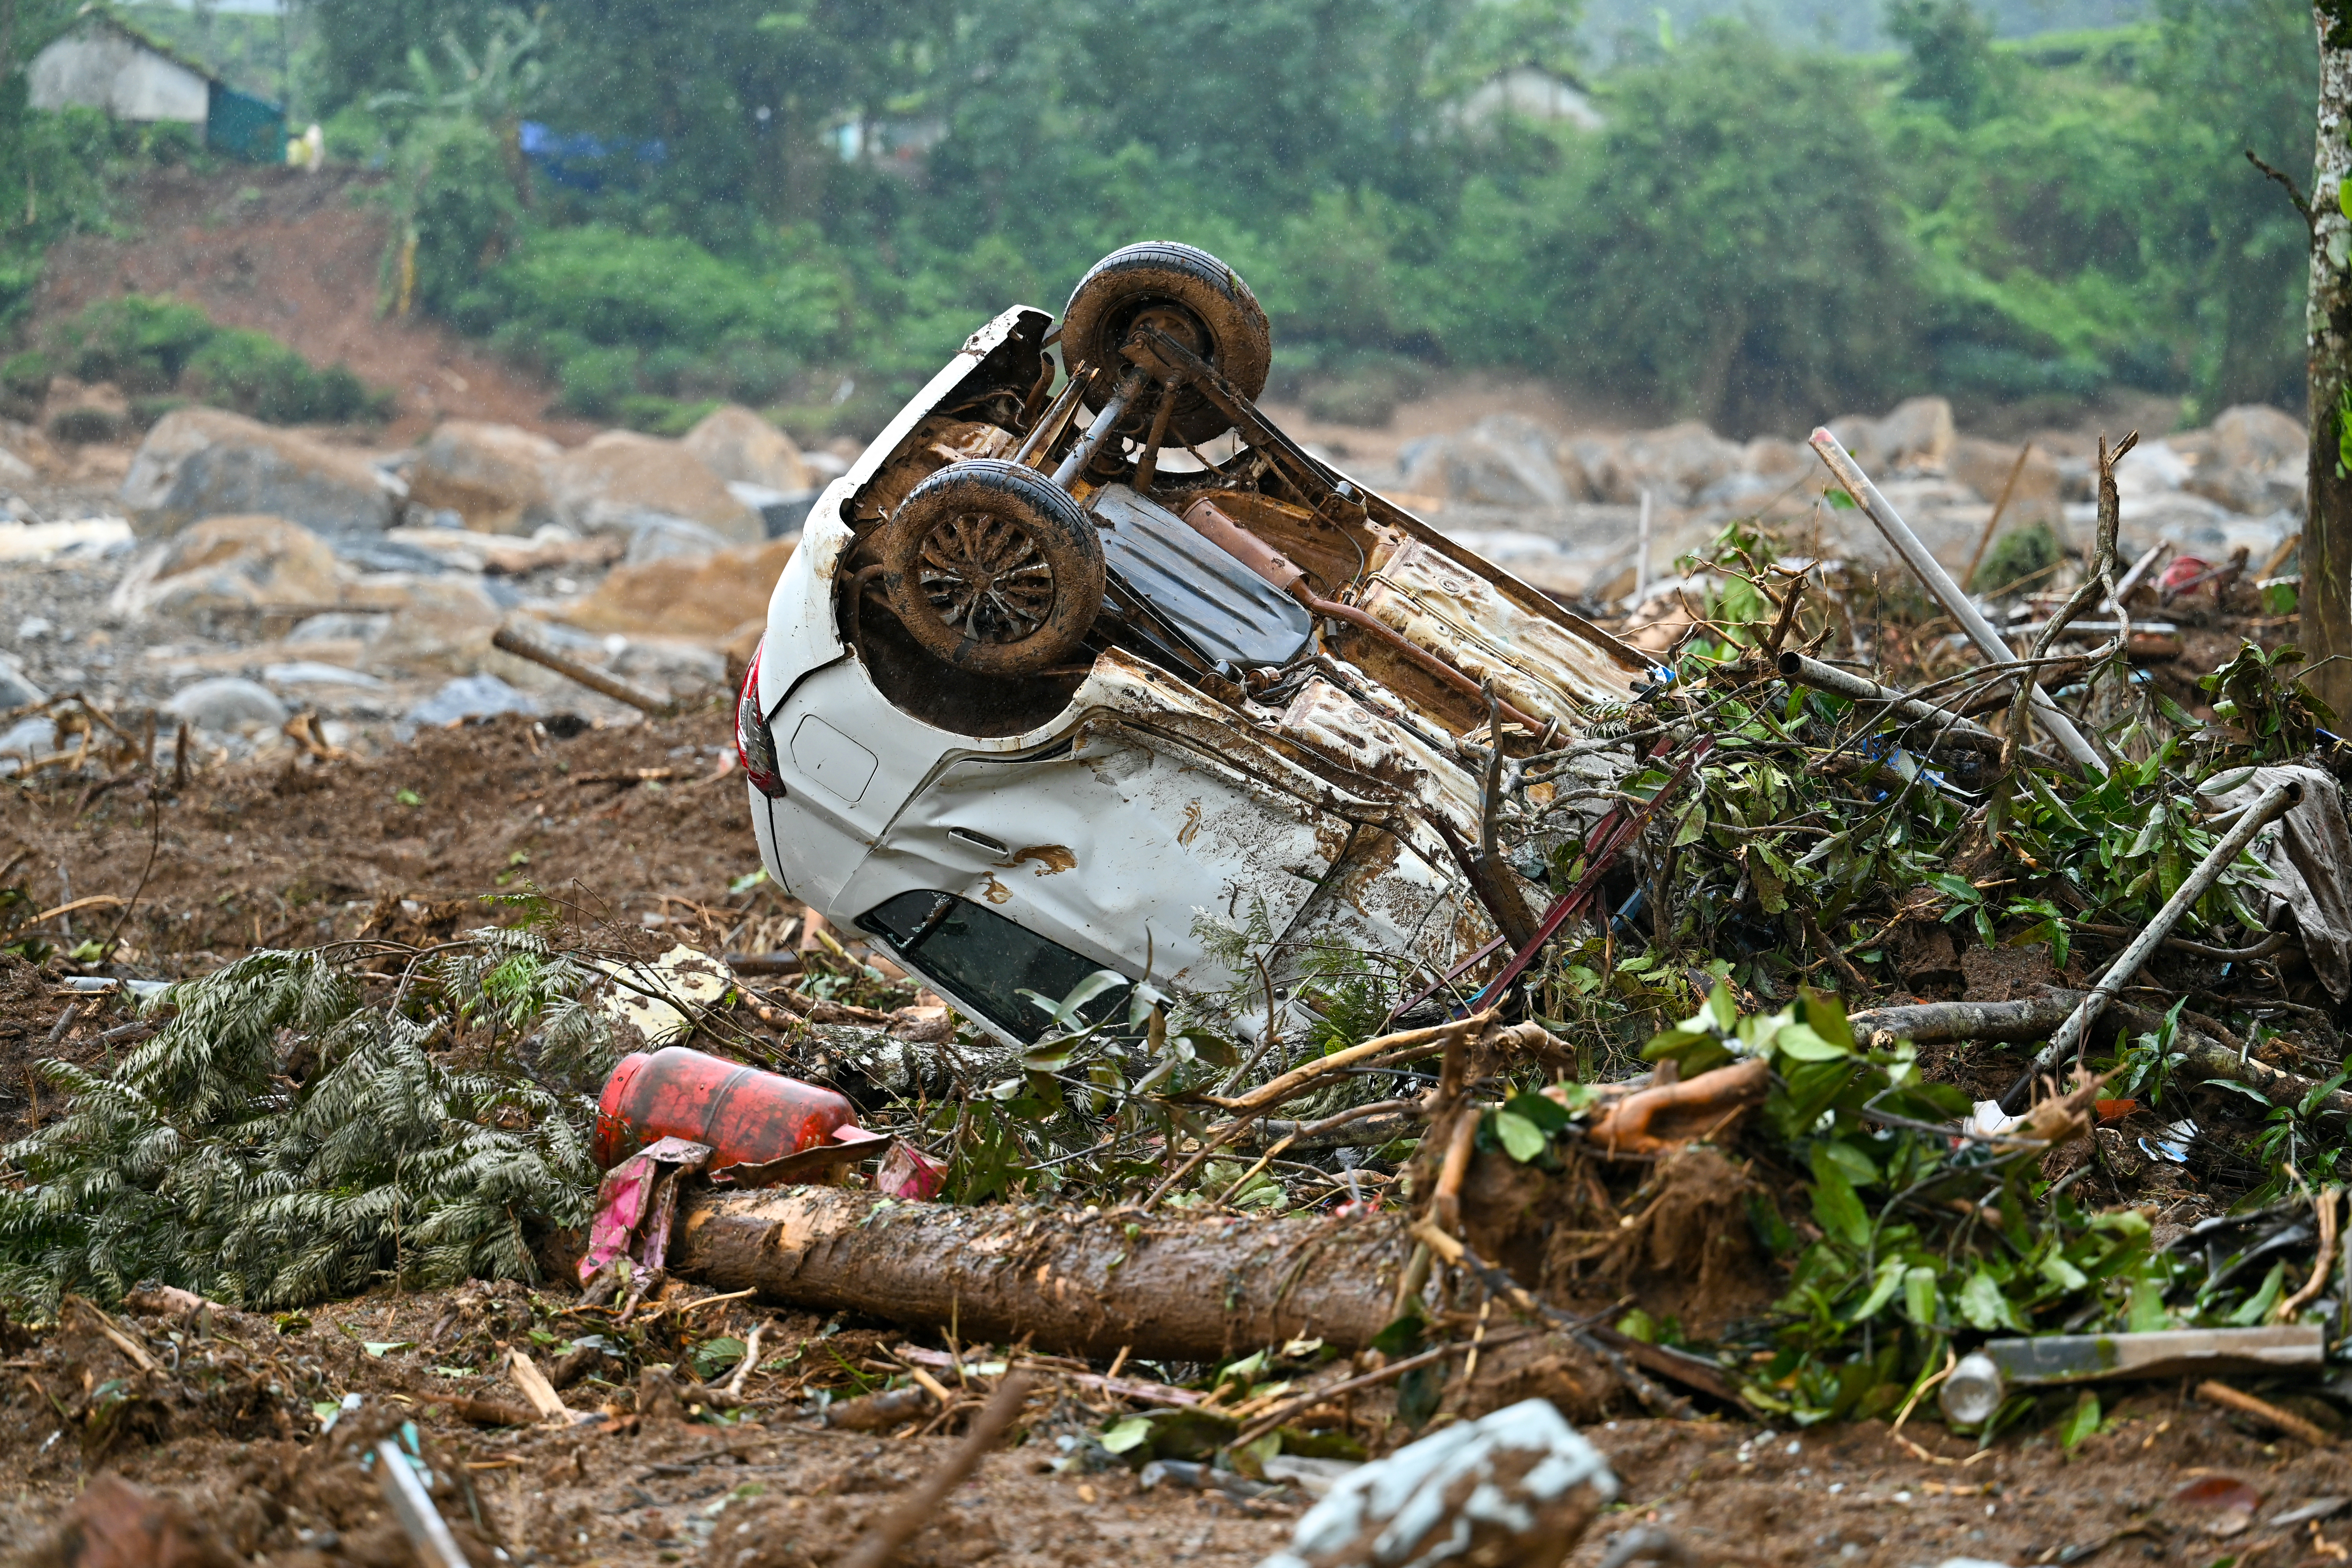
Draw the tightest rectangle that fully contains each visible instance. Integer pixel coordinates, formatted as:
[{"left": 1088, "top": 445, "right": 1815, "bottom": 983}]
[
  {"left": 881, "top": 459, "right": 1105, "bottom": 678},
  {"left": 1060, "top": 242, "right": 1270, "bottom": 447}
]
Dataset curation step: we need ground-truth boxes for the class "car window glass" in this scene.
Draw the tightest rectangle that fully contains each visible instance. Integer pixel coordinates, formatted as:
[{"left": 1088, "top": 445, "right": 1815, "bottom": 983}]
[{"left": 857, "top": 890, "right": 1122, "bottom": 1044}]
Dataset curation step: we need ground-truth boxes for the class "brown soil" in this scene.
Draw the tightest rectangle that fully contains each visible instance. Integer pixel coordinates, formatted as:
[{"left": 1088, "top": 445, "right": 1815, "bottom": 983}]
[
  {"left": 0, "top": 1282, "right": 2344, "bottom": 1566},
  {"left": 29, "top": 167, "right": 596, "bottom": 446},
  {"left": 0, "top": 708, "right": 773, "bottom": 980},
  {"left": 1, "top": 725, "right": 2341, "bottom": 1563}
]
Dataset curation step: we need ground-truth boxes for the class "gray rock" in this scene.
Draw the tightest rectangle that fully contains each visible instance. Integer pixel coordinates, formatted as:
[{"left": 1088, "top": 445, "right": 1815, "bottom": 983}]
[
  {"left": 1400, "top": 414, "right": 1570, "bottom": 509},
  {"left": 2211, "top": 404, "right": 2304, "bottom": 473},
  {"left": 166, "top": 676, "right": 290, "bottom": 735},
  {"left": 619, "top": 512, "right": 731, "bottom": 565},
  {"left": 327, "top": 535, "right": 451, "bottom": 575},
  {"left": 0, "top": 716, "right": 57, "bottom": 757},
  {"left": 0, "top": 656, "right": 43, "bottom": 710},
  {"left": 1618, "top": 421, "right": 1745, "bottom": 505},
  {"left": 120, "top": 407, "right": 398, "bottom": 539},
  {"left": 286, "top": 611, "right": 389, "bottom": 646},
  {"left": 396, "top": 673, "right": 539, "bottom": 742},
  {"left": 263, "top": 661, "right": 385, "bottom": 690},
  {"left": 611, "top": 639, "right": 727, "bottom": 689},
  {"left": 1259, "top": 1400, "right": 1616, "bottom": 1568}
]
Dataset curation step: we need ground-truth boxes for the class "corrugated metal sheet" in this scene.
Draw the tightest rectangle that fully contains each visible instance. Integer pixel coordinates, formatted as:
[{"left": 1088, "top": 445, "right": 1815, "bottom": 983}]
[
  {"left": 1357, "top": 534, "right": 1640, "bottom": 719},
  {"left": 1090, "top": 483, "right": 1312, "bottom": 670}
]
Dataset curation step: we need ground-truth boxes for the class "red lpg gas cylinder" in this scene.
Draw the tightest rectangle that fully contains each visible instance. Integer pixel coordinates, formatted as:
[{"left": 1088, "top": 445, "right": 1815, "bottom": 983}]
[{"left": 593, "top": 1046, "right": 860, "bottom": 1169}]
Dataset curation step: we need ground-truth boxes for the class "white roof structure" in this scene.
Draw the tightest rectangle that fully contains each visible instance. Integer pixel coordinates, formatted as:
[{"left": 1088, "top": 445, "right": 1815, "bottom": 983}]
[{"left": 29, "top": 14, "right": 212, "bottom": 125}]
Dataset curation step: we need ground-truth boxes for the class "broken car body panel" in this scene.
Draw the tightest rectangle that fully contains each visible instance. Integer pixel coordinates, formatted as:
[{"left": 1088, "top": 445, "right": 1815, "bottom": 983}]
[{"left": 746, "top": 288, "right": 1648, "bottom": 1048}]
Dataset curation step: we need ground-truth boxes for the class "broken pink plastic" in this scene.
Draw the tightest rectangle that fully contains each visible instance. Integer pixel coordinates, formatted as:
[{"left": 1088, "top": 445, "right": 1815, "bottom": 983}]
[
  {"left": 874, "top": 1141, "right": 946, "bottom": 1200},
  {"left": 579, "top": 1135, "right": 711, "bottom": 1285}
]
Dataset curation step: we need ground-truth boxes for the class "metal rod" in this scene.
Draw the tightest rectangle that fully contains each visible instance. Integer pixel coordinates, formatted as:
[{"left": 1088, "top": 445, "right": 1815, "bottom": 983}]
[
  {"left": 1808, "top": 430, "right": 2104, "bottom": 773},
  {"left": 374, "top": 1439, "right": 471, "bottom": 1568},
  {"left": 1051, "top": 367, "right": 1147, "bottom": 487},
  {"left": 1997, "top": 778, "right": 2301, "bottom": 1111},
  {"left": 1632, "top": 489, "right": 1652, "bottom": 607},
  {"left": 1012, "top": 370, "right": 1090, "bottom": 468}
]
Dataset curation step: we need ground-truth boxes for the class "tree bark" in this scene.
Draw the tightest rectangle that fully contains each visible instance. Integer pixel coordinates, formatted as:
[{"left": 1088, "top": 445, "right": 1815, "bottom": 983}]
[
  {"left": 673, "top": 1186, "right": 1409, "bottom": 1362},
  {"left": 2307, "top": 5, "right": 2352, "bottom": 720}
]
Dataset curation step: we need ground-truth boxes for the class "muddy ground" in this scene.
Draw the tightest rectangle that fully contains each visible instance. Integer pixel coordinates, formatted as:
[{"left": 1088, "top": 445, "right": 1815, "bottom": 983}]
[
  {"left": 0, "top": 1277, "right": 2345, "bottom": 1567},
  {"left": 0, "top": 729, "right": 2343, "bottom": 1565}
]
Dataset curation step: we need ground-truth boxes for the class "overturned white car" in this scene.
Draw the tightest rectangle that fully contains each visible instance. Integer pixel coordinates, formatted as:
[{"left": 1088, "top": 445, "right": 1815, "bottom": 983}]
[{"left": 737, "top": 242, "right": 1656, "bottom": 1049}]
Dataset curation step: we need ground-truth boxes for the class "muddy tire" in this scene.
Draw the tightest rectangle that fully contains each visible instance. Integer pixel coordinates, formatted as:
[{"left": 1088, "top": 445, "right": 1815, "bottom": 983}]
[
  {"left": 881, "top": 459, "right": 1105, "bottom": 678},
  {"left": 1060, "top": 242, "right": 1271, "bottom": 446}
]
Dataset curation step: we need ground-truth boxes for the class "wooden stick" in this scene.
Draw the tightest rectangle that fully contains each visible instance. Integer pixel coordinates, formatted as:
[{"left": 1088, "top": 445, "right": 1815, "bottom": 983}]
[
  {"left": 1228, "top": 1339, "right": 1473, "bottom": 1450},
  {"left": 1960, "top": 440, "right": 2034, "bottom": 590},
  {"left": 837, "top": 1372, "right": 1034, "bottom": 1568},
  {"left": 491, "top": 623, "right": 675, "bottom": 717},
  {"left": 2277, "top": 1188, "right": 2342, "bottom": 1324},
  {"left": 2197, "top": 1380, "right": 2333, "bottom": 1447},
  {"left": 509, "top": 1348, "right": 575, "bottom": 1423},
  {"left": 1197, "top": 1012, "right": 1495, "bottom": 1114}
]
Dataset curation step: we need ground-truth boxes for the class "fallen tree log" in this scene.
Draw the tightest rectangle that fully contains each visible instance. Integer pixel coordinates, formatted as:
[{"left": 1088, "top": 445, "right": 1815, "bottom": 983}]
[
  {"left": 1848, "top": 991, "right": 2352, "bottom": 1121},
  {"left": 673, "top": 1186, "right": 1408, "bottom": 1362}
]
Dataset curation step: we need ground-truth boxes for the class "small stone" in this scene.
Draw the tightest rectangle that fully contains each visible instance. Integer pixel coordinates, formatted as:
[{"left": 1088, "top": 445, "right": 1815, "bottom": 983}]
[
  {"left": 166, "top": 676, "right": 289, "bottom": 735},
  {"left": 0, "top": 656, "right": 43, "bottom": 710},
  {"left": 396, "top": 673, "right": 538, "bottom": 742}
]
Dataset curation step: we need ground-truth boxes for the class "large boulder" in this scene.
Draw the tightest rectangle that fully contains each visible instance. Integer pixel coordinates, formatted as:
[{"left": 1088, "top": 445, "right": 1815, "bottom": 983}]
[
  {"left": 120, "top": 407, "right": 397, "bottom": 539},
  {"left": 1872, "top": 396, "right": 1957, "bottom": 473},
  {"left": 1949, "top": 437, "right": 2064, "bottom": 528},
  {"left": 108, "top": 514, "right": 342, "bottom": 621},
  {"left": 553, "top": 430, "right": 763, "bottom": 545},
  {"left": 396, "top": 673, "right": 539, "bottom": 742},
  {"left": 359, "top": 576, "right": 505, "bottom": 676},
  {"left": 1617, "top": 421, "right": 1744, "bottom": 505},
  {"left": 1826, "top": 397, "right": 1955, "bottom": 477},
  {"left": 682, "top": 404, "right": 813, "bottom": 492},
  {"left": 558, "top": 535, "right": 797, "bottom": 645},
  {"left": 2211, "top": 404, "right": 2304, "bottom": 474},
  {"left": 407, "top": 420, "right": 562, "bottom": 534},
  {"left": 1399, "top": 414, "right": 1571, "bottom": 509}
]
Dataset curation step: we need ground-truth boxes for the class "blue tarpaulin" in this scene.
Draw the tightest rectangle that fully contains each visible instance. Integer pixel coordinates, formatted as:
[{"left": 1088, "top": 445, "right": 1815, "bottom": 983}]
[{"left": 519, "top": 120, "right": 668, "bottom": 191}]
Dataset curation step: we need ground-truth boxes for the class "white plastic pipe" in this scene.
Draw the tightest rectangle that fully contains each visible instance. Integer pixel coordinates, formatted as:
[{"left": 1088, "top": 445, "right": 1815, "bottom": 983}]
[{"left": 1809, "top": 430, "right": 2104, "bottom": 773}]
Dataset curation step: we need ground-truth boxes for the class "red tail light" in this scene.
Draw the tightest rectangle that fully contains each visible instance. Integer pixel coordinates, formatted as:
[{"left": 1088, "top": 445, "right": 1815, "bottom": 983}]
[{"left": 736, "top": 639, "right": 786, "bottom": 798}]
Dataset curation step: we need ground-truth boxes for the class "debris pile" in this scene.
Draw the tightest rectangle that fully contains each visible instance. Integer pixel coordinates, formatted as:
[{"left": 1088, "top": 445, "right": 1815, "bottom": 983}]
[{"left": 0, "top": 246, "right": 2346, "bottom": 1565}]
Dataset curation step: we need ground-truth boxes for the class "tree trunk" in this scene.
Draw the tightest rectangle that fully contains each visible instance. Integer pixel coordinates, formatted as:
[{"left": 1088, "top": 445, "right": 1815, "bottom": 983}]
[
  {"left": 2306, "top": 5, "right": 2352, "bottom": 720},
  {"left": 673, "top": 1187, "right": 1409, "bottom": 1362}
]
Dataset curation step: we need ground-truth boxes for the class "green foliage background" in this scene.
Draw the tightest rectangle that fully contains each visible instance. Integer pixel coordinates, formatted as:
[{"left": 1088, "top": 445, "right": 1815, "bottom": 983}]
[{"left": 0, "top": 0, "right": 2321, "bottom": 436}]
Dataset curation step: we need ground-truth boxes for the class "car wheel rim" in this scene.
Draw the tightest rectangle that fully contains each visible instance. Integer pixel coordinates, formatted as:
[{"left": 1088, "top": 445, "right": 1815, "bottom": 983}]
[{"left": 916, "top": 509, "right": 1056, "bottom": 643}]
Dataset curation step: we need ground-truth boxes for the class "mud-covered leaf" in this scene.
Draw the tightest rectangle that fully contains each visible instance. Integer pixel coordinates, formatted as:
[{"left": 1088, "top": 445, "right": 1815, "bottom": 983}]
[{"left": 692, "top": 1336, "right": 747, "bottom": 1381}]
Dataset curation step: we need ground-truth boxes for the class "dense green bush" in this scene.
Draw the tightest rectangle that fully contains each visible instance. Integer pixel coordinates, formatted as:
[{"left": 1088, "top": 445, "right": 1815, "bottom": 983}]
[
  {"left": 40, "top": 295, "right": 387, "bottom": 424},
  {"left": 47, "top": 295, "right": 216, "bottom": 392},
  {"left": 452, "top": 224, "right": 850, "bottom": 415},
  {"left": 293, "top": 0, "right": 2313, "bottom": 435},
  {"left": 183, "top": 328, "right": 383, "bottom": 423}
]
